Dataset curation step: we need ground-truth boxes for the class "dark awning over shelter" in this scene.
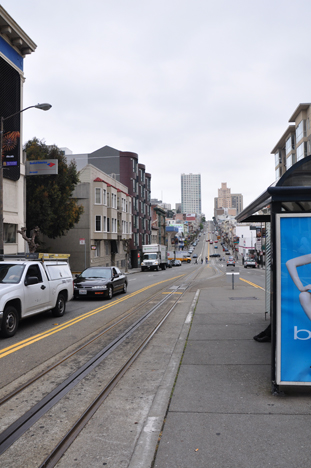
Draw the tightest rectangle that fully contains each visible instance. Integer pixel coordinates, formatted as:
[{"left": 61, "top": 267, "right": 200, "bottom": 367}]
[{"left": 236, "top": 155, "right": 311, "bottom": 224}]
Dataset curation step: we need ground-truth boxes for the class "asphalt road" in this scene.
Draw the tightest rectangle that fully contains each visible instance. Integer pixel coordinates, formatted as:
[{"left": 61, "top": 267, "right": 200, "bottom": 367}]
[{"left": 0, "top": 258, "right": 197, "bottom": 389}]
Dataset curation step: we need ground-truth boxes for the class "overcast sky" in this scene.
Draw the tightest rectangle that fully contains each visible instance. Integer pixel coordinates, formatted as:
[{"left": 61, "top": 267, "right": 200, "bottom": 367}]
[{"left": 2, "top": 0, "right": 311, "bottom": 218}]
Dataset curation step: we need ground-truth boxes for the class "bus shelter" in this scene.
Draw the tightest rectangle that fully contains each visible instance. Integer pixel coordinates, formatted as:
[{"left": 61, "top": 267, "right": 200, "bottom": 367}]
[{"left": 236, "top": 155, "right": 311, "bottom": 392}]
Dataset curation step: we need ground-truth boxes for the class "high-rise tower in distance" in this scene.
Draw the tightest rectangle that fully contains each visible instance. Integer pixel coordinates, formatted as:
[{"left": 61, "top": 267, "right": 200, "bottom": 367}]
[{"left": 181, "top": 173, "right": 201, "bottom": 214}]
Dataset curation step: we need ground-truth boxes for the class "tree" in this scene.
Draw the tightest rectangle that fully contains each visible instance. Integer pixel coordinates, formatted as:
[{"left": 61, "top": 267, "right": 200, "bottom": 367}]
[
  {"left": 24, "top": 138, "right": 84, "bottom": 239},
  {"left": 17, "top": 226, "right": 40, "bottom": 253}
]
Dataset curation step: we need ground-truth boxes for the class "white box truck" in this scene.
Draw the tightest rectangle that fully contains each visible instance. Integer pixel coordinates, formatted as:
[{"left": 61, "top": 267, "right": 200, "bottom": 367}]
[{"left": 141, "top": 244, "right": 168, "bottom": 271}]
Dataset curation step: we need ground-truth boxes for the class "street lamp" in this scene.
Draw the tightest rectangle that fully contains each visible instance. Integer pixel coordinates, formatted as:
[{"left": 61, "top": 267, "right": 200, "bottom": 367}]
[{"left": 0, "top": 103, "right": 52, "bottom": 255}]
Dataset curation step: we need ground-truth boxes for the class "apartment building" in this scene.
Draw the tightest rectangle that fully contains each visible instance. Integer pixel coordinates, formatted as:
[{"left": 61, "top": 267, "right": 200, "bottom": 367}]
[
  {"left": 65, "top": 145, "right": 151, "bottom": 268},
  {"left": 272, "top": 103, "right": 311, "bottom": 180},
  {"left": 151, "top": 204, "right": 167, "bottom": 245},
  {"left": 214, "top": 183, "right": 243, "bottom": 219},
  {"left": 43, "top": 165, "right": 132, "bottom": 272},
  {"left": 181, "top": 173, "right": 201, "bottom": 214}
]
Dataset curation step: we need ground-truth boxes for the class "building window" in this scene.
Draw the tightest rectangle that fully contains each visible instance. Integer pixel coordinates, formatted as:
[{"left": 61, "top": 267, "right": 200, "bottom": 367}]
[
  {"left": 4, "top": 224, "right": 16, "bottom": 243},
  {"left": 112, "top": 218, "right": 117, "bottom": 233},
  {"left": 95, "top": 187, "right": 101, "bottom": 204},
  {"left": 297, "top": 142, "right": 306, "bottom": 161},
  {"left": 103, "top": 189, "right": 107, "bottom": 205},
  {"left": 286, "top": 155, "right": 292, "bottom": 170},
  {"left": 95, "top": 216, "right": 101, "bottom": 232},
  {"left": 285, "top": 135, "right": 294, "bottom": 156},
  {"left": 296, "top": 120, "right": 305, "bottom": 143},
  {"left": 107, "top": 218, "right": 110, "bottom": 232},
  {"left": 103, "top": 216, "right": 107, "bottom": 232}
]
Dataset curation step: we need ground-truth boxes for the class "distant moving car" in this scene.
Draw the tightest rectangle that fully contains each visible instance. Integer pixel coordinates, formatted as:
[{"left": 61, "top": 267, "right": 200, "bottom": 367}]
[
  {"left": 74, "top": 266, "right": 127, "bottom": 299},
  {"left": 244, "top": 258, "right": 257, "bottom": 268},
  {"left": 192, "top": 254, "right": 198, "bottom": 258},
  {"left": 210, "top": 253, "right": 221, "bottom": 257},
  {"left": 227, "top": 256, "right": 235, "bottom": 266},
  {"left": 172, "top": 260, "right": 182, "bottom": 266}
]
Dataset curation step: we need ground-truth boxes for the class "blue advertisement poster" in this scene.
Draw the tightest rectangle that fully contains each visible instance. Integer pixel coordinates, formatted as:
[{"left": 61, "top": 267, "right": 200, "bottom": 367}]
[{"left": 277, "top": 214, "right": 311, "bottom": 385}]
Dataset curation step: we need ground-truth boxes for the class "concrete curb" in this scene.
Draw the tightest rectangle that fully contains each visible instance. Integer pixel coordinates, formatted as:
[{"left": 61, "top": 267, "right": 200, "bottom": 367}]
[{"left": 128, "top": 290, "right": 201, "bottom": 468}]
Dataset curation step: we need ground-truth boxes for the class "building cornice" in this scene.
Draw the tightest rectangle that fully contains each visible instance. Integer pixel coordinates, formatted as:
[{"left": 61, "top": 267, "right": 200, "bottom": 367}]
[
  {"left": 288, "top": 103, "right": 311, "bottom": 123},
  {"left": 0, "top": 5, "right": 36, "bottom": 56},
  {"left": 270, "top": 125, "right": 295, "bottom": 154}
]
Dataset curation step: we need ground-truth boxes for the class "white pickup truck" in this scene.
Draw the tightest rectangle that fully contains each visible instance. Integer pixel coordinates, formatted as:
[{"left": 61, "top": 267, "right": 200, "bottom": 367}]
[{"left": 0, "top": 253, "right": 73, "bottom": 338}]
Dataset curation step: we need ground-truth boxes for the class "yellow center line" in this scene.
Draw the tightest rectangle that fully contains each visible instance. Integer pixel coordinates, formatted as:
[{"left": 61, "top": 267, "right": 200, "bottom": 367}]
[
  {"left": 0, "top": 274, "right": 185, "bottom": 359},
  {"left": 239, "top": 277, "right": 265, "bottom": 290}
]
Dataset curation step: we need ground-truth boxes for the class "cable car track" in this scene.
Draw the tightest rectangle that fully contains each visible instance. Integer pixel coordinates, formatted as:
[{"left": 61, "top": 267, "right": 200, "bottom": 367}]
[{"left": 0, "top": 264, "right": 209, "bottom": 466}]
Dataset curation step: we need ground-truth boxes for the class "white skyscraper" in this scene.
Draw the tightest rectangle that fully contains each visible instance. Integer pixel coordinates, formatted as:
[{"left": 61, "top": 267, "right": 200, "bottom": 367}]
[{"left": 181, "top": 173, "right": 201, "bottom": 214}]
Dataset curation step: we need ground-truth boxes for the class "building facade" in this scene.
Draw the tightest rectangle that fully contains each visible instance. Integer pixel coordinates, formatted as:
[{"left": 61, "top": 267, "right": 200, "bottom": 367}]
[
  {"left": 43, "top": 165, "right": 132, "bottom": 272},
  {"left": 271, "top": 103, "right": 311, "bottom": 180},
  {"left": 214, "top": 182, "right": 243, "bottom": 219},
  {"left": 181, "top": 173, "right": 201, "bottom": 215},
  {"left": 0, "top": 6, "right": 36, "bottom": 254},
  {"left": 66, "top": 145, "right": 151, "bottom": 268},
  {"left": 151, "top": 205, "right": 167, "bottom": 246}
]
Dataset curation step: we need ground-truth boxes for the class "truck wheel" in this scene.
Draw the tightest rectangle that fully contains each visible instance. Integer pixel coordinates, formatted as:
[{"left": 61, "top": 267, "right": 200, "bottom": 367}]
[
  {"left": 156, "top": 265, "right": 160, "bottom": 271},
  {"left": 107, "top": 286, "right": 113, "bottom": 299},
  {"left": 141, "top": 267, "right": 145, "bottom": 272},
  {"left": 52, "top": 294, "right": 66, "bottom": 317},
  {"left": 1, "top": 305, "right": 19, "bottom": 338}
]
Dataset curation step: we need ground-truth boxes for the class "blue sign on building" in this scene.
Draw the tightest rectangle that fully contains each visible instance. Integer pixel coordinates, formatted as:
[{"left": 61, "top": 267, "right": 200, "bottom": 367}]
[{"left": 277, "top": 214, "right": 311, "bottom": 385}]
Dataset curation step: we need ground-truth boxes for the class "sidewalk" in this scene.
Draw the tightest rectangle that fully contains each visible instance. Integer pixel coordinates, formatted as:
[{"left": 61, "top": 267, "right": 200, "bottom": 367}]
[{"left": 153, "top": 272, "right": 311, "bottom": 468}]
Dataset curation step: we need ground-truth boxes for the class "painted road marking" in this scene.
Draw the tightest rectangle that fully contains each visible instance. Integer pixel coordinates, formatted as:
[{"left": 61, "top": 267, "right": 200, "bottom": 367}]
[
  {"left": 240, "top": 277, "right": 265, "bottom": 290},
  {"left": 0, "top": 274, "right": 185, "bottom": 359}
]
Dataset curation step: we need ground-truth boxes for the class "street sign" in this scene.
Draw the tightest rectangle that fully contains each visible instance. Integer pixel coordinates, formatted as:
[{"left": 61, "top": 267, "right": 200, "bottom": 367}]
[
  {"left": 79, "top": 238, "right": 85, "bottom": 245},
  {"left": 26, "top": 159, "right": 58, "bottom": 175},
  {"left": 226, "top": 266, "right": 240, "bottom": 289}
]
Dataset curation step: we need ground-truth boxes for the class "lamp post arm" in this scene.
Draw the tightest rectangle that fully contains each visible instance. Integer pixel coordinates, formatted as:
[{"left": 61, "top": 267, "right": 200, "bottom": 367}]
[{"left": 2, "top": 105, "right": 36, "bottom": 123}]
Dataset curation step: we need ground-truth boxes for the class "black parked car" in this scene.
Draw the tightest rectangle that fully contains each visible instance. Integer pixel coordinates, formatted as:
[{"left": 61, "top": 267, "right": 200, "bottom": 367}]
[{"left": 74, "top": 266, "right": 127, "bottom": 300}]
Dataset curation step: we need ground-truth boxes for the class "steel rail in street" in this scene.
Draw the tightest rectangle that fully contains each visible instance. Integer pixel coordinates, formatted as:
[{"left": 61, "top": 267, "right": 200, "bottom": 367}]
[
  {"left": 0, "top": 288, "right": 181, "bottom": 456},
  {"left": 0, "top": 262, "right": 207, "bottom": 465},
  {"left": 0, "top": 277, "right": 182, "bottom": 407}
]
